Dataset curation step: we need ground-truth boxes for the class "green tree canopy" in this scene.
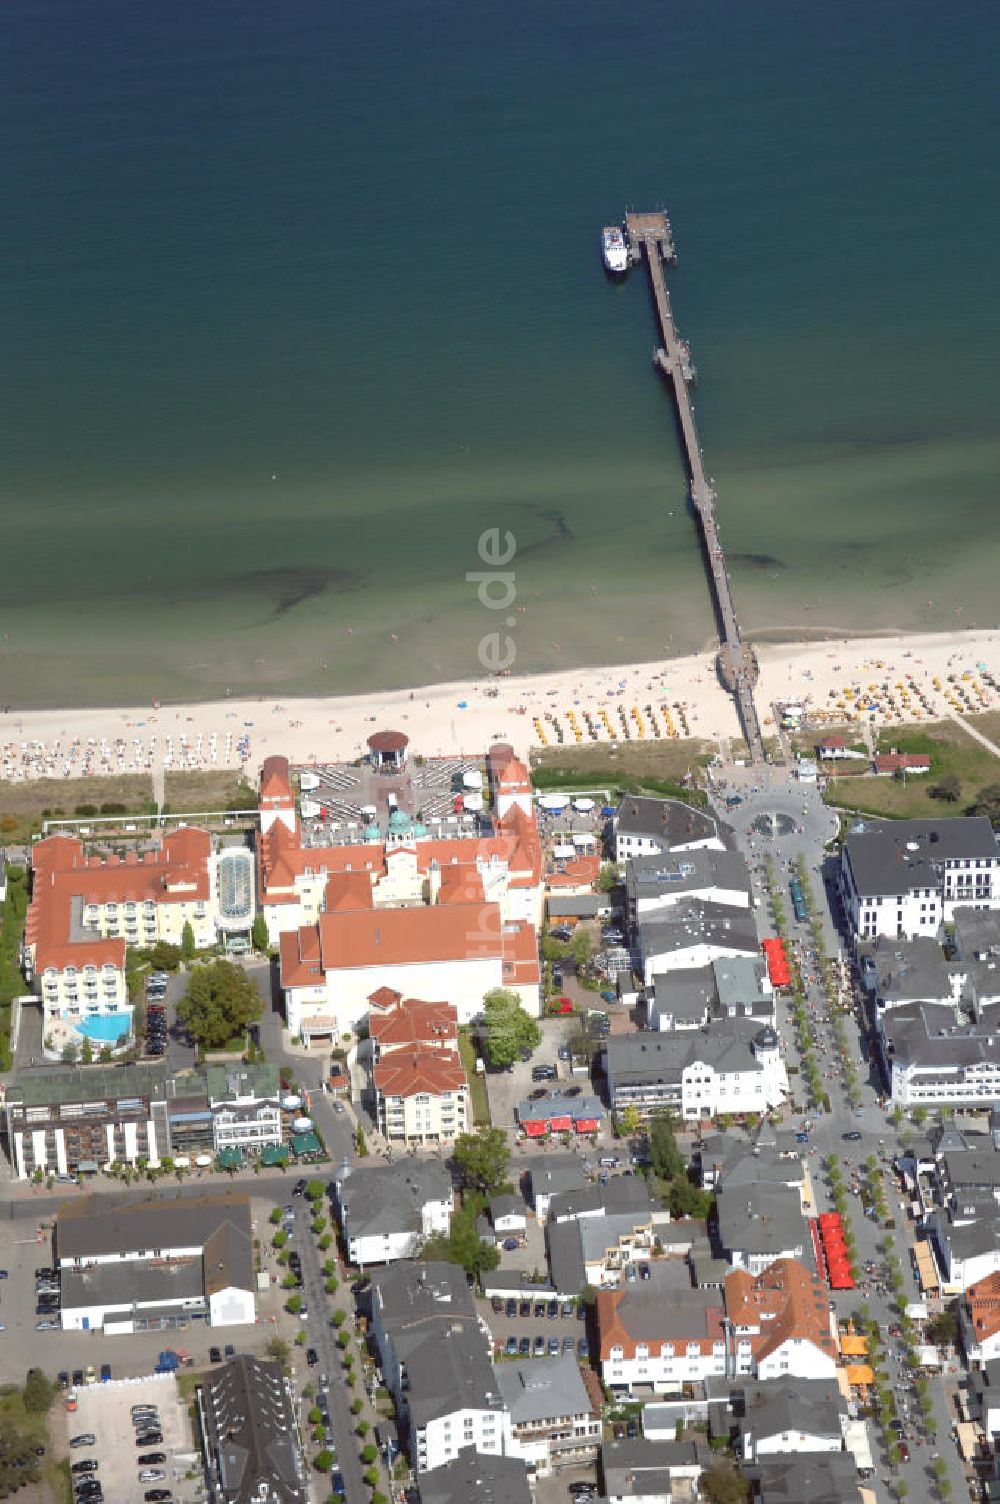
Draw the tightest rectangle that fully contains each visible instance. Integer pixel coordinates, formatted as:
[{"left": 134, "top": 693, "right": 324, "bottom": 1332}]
[
  {"left": 699, "top": 1462, "right": 750, "bottom": 1504},
  {"left": 925, "top": 1304, "right": 959, "bottom": 1349},
  {"left": 618, "top": 1105, "right": 642, "bottom": 1138},
  {"left": 649, "top": 1112, "right": 686, "bottom": 1182},
  {"left": 251, "top": 913, "right": 270, "bottom": 951},
  {"left": 181, "top": 920, "right": 196, "bottom": 959},
  {"left": 176, "top": 959, "right": 261, "bottom": 1049},
  {"left": 452, "top": 1126, "right": 511, "bottom": 1197},
  {"left": 421, "top": 1201, "right": 499, "bottom": 1279},
  {"left": 23, "top": 1368, "right": 56, "bottom": 1414},
  {"left": 481, "top": 988, "right": 541, "bottom": 1069}
]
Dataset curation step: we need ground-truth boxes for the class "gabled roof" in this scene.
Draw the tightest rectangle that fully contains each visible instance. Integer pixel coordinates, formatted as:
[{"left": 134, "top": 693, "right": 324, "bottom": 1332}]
[
  {"left": 202, "top": 1354, "right": 307, "bottom": 1503},
  {"left": 370, "top": 997, "right": 458, "bottom": 1050},
  {"left": 724, "top": 1259, "right": 836, "bottom": 1365},
  {"left": 373, "top": 1048, "right": 468, "bottom": 1100},
  {"left": 596, "top": 1279, "right": 724, "bottom": 1359}
]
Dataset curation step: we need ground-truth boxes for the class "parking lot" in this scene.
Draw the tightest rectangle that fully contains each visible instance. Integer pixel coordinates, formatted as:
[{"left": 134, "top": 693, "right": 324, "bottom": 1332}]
[
  {"left": 479, "top": 1291, "right": 592, "bottom": 1365},
  {"left": 67, "top": 1372, "right": 197, "bottom": 1504}
]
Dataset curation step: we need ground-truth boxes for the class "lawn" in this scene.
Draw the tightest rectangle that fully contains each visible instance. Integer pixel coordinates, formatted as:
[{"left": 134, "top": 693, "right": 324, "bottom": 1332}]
[
  {"left": 0, "top": 773, "right": 154, "bottom": 842},
  {"left": 458, "top": 1029, "right": 491, "bottom": 1126},
  {"left": 825, "top": 719, "right": 1000, "bottom": 820},
  {"left": 529, "top": 740, "right": 712, "bottom": 804},
  {"left": 162, "top": 769, "right": 256, "bottom": 813}
]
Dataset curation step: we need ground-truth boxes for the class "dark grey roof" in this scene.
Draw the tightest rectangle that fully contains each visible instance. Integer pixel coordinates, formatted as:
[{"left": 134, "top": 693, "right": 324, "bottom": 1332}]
[
  {"left": 529, "top": 1157, "right": 588, "bottom": 1205},
  {"left": 606, "top": 1022, "right": 765, "bottom": 1091},
  {"left": 882, "top": 1002, "right": 1000, "bottom": 1071},
  {"left": 952, "top": 907, "right": 1000, "bottom": 963},
  {"left": 742, "top": 1378, "right": 845, "bottom": 1443},
  {"left": 547, "top": 895, "right": 604, "bottom": 918},
  {"left": 370, "top": 1260, "right": 475, "bottom": 1330},
  {"left": 616, "top": 796, "right": 721, "bottom": 847},
  {"left": 747, "top": 1452, "right": 863, "bottom": 1504},
  {"left": 56, "top": 1193, "right": 252, "bottom": 1264},
  {"left": 62, "top": 1258, "right": 204, "bottom": 1311},
  {"left": 601, "top": 1438, "right": 705, "bottom": 1495},
  {"left": 941, "top": 1148, "right": 1000, "bottom": 1192},
  {"left": 650, "top": 968, "right": 715, "bottom": 1023},
  {"left": 639, "top": 901, "right": 759, "bottom": 961},
  {"left": 626, "top": 849, "right": 750, "bottom": 901},
  {"left": 6, "top": 1062, "right": 168, "bottom": 1109},
  {"left": 844, "top": 817, "right": 998, "bottom": 898},
  {"left": 404, "top": 1327, "right": 502, "bottom": 1428},
  {"left": 941, "top": 1214, "right": 1000, "bottom": 1261},
  {"left": 549, "top": 1177, "right": 651, "bottom": 1224},
  {"left": 546, "top": 1220, "right": 587, "bottom": 1295},
  {"left": 490, "top": 1192, "right": 526, "bottom": 1222},
  {"left": 870, "top": 936, "right": 954, "bottom": 1003},
  {"left": 700, "top": 1133, "right": 804, "bottom": 1193},
  {"left": 605, "top": 1283, "right": 722, "bottom": 1344},
  {"left": 493, "top": 1351, "right": 593, "bottom": 1424},
  {"left": 420, "top": 1452, "right": 532, "bottom": 1504},
  {"left": 201, "top": 1355, "right": 307, "bottom": 1504},
  {"left": 716, "top": 1184, "right": 806, "bottom": 1258},
  {"left": 335, "top": 1159, "right": 453, "bottom": 1239}
]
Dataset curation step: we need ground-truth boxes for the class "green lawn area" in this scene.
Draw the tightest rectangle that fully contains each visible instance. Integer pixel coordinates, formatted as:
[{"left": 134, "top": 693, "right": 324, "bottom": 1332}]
[
  {"left": 529, "top": 741, "right": 710, "bottom": 806},
  {"left": 825, "top": 720, "right": 1000, "bottom": 820},
  {"left": 0, "top": 1383, "right": 68, "bottom": 1502},
  {"left": 458, "top": 1029, "right": 491, "bottom": 1126}
]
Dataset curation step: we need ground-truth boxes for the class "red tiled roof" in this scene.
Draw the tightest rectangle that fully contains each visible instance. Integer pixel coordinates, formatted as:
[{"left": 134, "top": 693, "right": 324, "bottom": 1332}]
[
  {"left": 373, "top": 1047, "right": 468, "bottom": 1099},
  {"left": 318, "top": 901, "right": 504, "bottom": 970},
  {"left": 966, "top": 1272, "right": 1000, "bottom": 1343},
  {"left": 873, "top": 753, "right": 931, "bottom": 774},
  {"left": 278, "top": 926, "right": 325, "bottom": 988},
  {"left": 27, "top": 829, "right": 211, "bottom": 975},
  {"left": 501, "top": 921, "right": 541, "bottom": 986},
  {"left": 368, "top": 986, "right": 403, "bottom": 1011},
  {"left": 595, "top": 1285, "right": 724, "bottom": 1361},
  {"left": 547, "top": 853, "right": 601, "bottom": 889},
  {"left": 368, "top": 730, "right": 408, "bottom": 755},
  {"left": 724, "top": 1259, "right": 837, "bottom": 1364},
  {"left": 260, "top": 755, "right": 293, "bottom": 801},
  {"left": 438, "top": 865, "right": 486, "bottom": 905},
  {"left": 818, "top": 736, "right": 847, "bottom": 750},
  {"left": 323, "top": 871, "right": 375, "bottom": 912},
  {"left": 370, "top": 997, "right": 458, "bottom": 1051}
]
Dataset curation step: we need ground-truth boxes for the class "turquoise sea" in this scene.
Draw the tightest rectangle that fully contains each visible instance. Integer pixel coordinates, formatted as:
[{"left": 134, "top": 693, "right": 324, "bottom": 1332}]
[{"left": 1, "top": 0, "right": 998, "bottom": 707}]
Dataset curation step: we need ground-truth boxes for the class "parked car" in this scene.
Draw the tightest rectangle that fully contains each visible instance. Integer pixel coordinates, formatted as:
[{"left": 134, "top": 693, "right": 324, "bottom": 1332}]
[
  {"left": 502, "top": 1238, "right": 520, "bottom": 1252},
  {"left": 330, "top": 1472, "right": 346, "bottom": 1498},
  {"left": 505, "top": 1335, "right": 518, "bottom": 1357},
  {"left": 491, "top": 1296, "right": 503, "bottom": 1313},
  {"left": 135, "top": 1433, "right": 163, "bottom": 1448},
  {"left": 144, "top": 1493, "right": 172, "bottom": 1503},
  {"left": 209, "top": 1346, "right": 222, "bottom": 1363},
  {"left": 533, "top": 1335, "right": 546, "bottom": 1356},
  {"left": 292, "top": 1179, "right": 307, "bottom": 1196},
  {"left": 639, "top": 1262, "right": 651, "bottom": 1281},
  {"left": 100, "top": 1364, "right": 111, "bottom": 1382},
  {"left": 562, "top": 1336, "right": 575, "bottom": 1352},
  {"left": 519, "top": 1300, "right": 530, "bottom": 1318},
  {"left": 518, "top": 1336, "right": 531, "bottom": 1356},
  {"left": 71, "top": 1461, "right": 99, "bottom": 1476},
  {"left": 505, "top": 1298, "right": 517, "bottom": 1318},
  {"left": 138, "top": 1454, "right": 166, "bottom": 1466},
  {"left": 547, "top": 1336, "right": 560, "bottom": 1355},
  {"left": 138, "top": 1470, "right": 166, "bottom": 1483},
  {"left": 626, "top": 1418, "right": 639, "bottom": 1439},
  {"left": 546, "top": 1300, "right": 558, "bottom": 1319},
  {"left": 578, "top": 1337, "right": 589, "bottom": 1358},
  {"left": 306, "top": 1348, "right": 319, "bottom": 1367}
]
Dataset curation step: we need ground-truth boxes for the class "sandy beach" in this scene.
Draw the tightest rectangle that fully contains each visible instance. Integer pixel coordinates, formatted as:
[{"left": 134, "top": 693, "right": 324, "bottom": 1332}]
[{"left": 2, "top": 628, "right": 999, "bottom": 786}]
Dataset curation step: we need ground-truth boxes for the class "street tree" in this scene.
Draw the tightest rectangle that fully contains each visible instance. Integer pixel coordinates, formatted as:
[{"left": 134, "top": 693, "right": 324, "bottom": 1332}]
[
  {"left": 618, "top": 1105, "right": 642, "bottom": 1139},
  {"left": 251, "top": 914, "right": 270, "bottom": 952},
  {"left": 481, "top": 988, "right": 541, "bottom": 1069},
  {"left": 176, "top": 959, "right": 261, "bottom": 1049},
  {"left": 452, "top": 1126, "right": 510, "bottom": 1196},
  {"left": 181, "top": 920, "right": 196, "bottom": 960}
]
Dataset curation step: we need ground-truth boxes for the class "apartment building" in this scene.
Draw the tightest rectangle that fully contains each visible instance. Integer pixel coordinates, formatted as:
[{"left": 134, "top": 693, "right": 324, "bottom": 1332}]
[
  {"left": 614, "top": 797, "right": 726, "bottom": 865},
  {"left": 840, "top": 817, "right": 1000, "bottom": 943},
  {"left": 372, "top": 1048, "right": 470, "bottom": 1145},
  {"left": 724, "top": 1260, "right": 838, "bottom": 1381},
  {"left": 333, "top": 1159, "right": 453, "bottom": 1266},
  {"left": 605, "top": 1023, "right": 787, "bottom": 1122},
  {"left": 495, "top": 1352, "right": 600, "bottom": 1476},
  {"left": 596, "top": 1265, "right": 727, "bottom": 1394},
  {"left": 198, "top": 1354, "right": 308, "bottom": 1504}
]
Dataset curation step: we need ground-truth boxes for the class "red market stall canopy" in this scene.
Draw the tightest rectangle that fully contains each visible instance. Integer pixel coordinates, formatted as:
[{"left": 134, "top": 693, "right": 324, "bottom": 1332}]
[
  {"left": 762, "top": 937, "right": 791, "bottom": 987},
  {"left": 819, "top": 1212, "right": 843, "bottom": 1230},
  {"left": 575, "top": 1119, "right": 599, "bottom": 1134},
  {"left": 548, "top": 1116, "right": 573, "bottom": 1133},
  {"left": 522, "top": 1120, "right": 547, "bottom": 1138}
]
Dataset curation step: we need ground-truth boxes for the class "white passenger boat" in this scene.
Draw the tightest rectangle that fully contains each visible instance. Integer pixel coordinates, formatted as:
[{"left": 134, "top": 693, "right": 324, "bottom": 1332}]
[{"left": 602, "top": 225, "right": 628, "bottom": 275}]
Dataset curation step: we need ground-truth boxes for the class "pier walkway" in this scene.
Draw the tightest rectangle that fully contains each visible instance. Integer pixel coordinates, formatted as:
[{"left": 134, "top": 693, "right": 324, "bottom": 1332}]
[{"left": 625, "top": 211, "right": 765, "bottom": 763}]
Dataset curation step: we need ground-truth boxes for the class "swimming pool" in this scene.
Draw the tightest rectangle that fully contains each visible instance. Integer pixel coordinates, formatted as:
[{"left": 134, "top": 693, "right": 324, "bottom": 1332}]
[{"left": 76, "top": 1012, "right": 133, "bottom": 1043}]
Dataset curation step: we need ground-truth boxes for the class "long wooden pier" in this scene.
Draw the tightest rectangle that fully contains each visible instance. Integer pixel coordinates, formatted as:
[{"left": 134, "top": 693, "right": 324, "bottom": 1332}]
[{"left": 624, "top": 210, "right": 766, "bottom": 763}]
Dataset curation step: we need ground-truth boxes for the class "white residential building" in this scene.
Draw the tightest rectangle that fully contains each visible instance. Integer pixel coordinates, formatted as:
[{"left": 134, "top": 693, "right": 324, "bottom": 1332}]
[
  {"left": 605, "top": 1023, "right": 787, "bottom": 1122},
  {"left": 333, "top": 1160, "right": 453, "bottom": 1266},
  {"left": 614, "top": 796, "right": 726, "bottom": 865},
  {"left": 841, "top": 817, "right": 1000, "bottom": 944}
]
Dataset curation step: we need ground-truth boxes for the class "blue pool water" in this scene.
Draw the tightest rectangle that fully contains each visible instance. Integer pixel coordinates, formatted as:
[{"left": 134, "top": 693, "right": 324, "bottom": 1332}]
[{"left": 76, "top": 1012, "right": 133, "bottom": 1043}]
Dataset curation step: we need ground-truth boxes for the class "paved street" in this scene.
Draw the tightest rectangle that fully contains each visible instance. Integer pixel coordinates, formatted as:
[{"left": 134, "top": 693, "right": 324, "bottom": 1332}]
[{"left": 715, "top": 771, "right": 972, "bottom": 1504}]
